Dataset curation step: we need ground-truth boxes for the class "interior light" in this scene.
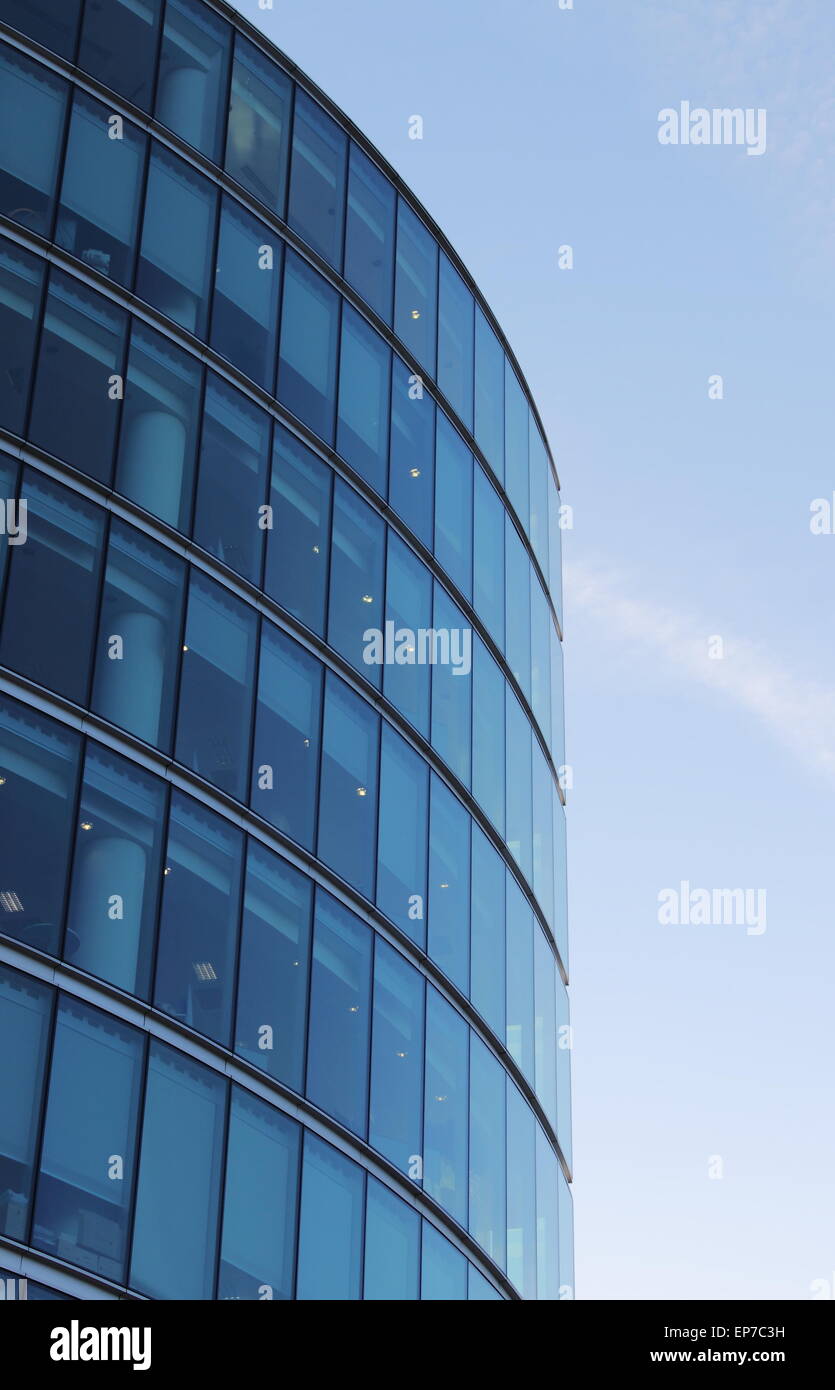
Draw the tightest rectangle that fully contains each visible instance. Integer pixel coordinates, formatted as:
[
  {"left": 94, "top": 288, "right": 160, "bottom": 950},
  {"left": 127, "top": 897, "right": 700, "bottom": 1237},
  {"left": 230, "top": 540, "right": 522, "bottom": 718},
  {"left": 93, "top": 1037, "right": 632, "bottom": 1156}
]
[
  {"left": 411, "top": 309, "right": 421, "bottom": 320},
  {"left": 356, "top": 786, "right": 367, "bottom": 797},
  {"left": 361, "top": 594, "right": 373, "bottom": 604},
  {"left": 409, "top": 468, "right": 421, "bottom": 478},
  {"left": 193, "top": 962, "right": 217, "bottom": 982},
  {"left": 0, "top": 891, "right": 23, "bottom": 913},
  {"left": 80, "top": 821, "right": 93, "bottom": 832}
]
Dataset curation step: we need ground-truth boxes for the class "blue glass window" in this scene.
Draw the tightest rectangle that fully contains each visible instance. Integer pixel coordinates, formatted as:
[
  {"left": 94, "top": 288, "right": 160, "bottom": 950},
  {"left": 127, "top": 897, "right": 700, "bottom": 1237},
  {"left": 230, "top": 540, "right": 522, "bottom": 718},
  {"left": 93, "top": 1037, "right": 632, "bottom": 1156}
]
[
  {"left": 534, "top": 928, "right": 558, "bottom": 1132},
  {"left": 531, "top": 576, "right": 552, "bottom": 747},
  {"left": 506, "top": 693, "right": 532, "bottom": 882},
  {"left": 424, "top": 988, "right": 468, "bottom": 1226},
  {"left": 469, "top": 1038, "right": 506, "bottom": 1271},
  {"left": 438, "top": 256, "right": 474, "bottom": 429},
  {"left": 507, "top": 1085, "right": 537, "bottom": 1299},
  {"left": 529, "top": 416, "right": 550, "bottom": 577},
  {"left": 344, "top": 145, "right": 396, "bottom": 321},
  {"left": 505, "top": 520, "right": 531, "bottom": 700},
  {"left": 559, "top": 1166, "right": 574, "bottom": 1297},
  {"left": 389, "top": 358, "right": 435, "bottom": 549},
  {"left": 211, "top": 199, "right": 281, "bottom": 389},
  {"left": 556, "top": 974, "right": 572, "bottom": 1170},
  {"left": 0, "top": 456, "right": 17, "bottom": 592},
  {"left": 297, "top": 1134, "right": 364, "bottom": 1301},
  {"left": 29, "top": 271, "right": 127, "bottom": 486},
  {"left": 288, "top": 91, "right": 348, "bottom": 270},
  {"left": 78, "top": 0, "right": 163, "bottom": 113},
  {"left": 218, "top": 1088, "right": 300, "bottom": 1301},
  {"left": 176, "top": 572, "right": 258, "bottom": 801},
  {"left": 56, "top": 92, "right": 146, "bottom": 286},
  {"left": 364, "top": 1179, "right": 419, "bottom": 1300},
  {"left": 194, "top": 376, "right": 271, "bottom": 584},
  {"left": 64, "top": 745, "right": 165, "bottom": 999},
  {"left": 266, "top": 426, "right": 331, "bottom": 634},
  {"left": 473, "top": 467, "right": 505, "bottom": 649},
  {"left": 550, "top": 622, "right": 565, "bottom": 771},
  {"left": 377, "top": 725, "right": 428, "bottom": 942},
  {"left": 328, "top": 479, "right": 385, "bottom": 684},
  {"left": 554, "top": 790, "right": 568, "bottom": 967},
  {"left": 235, "top": 841, "right": 312, "bottom": 1092},
  {"left": 337, "top": 306, "right": 391, "bottom": 495},
  {"left": 469, "top": 1266, "right": 502, "bottom": 1300},
  {"left": 0, "top": 47, "right": 66, "bottom": 236},
  {"left": 156, "top": 0, "right": 231, "bottom": 162},
  {"left": 369, "top": 940, "right": 424, "bottom": 1176},
  {"left": 1, "top": 470, "right": 104, "bottom": 706},
  {"left": 434, "top": 414, "right": 473, "bottom": 600},
  {"left": 0, "top": 964, "right": 52, "bottom": 1242},
  {"left": 548, "top": 471, "right": 564, "bottom": 628},
  {"left": 318, "top": 675, "right": 379, "bottom": 898},
  {"left": 92, "top": 519, "right": 186, "bottom": 751},
  {"left": 394, "top": 200, "right": 437, "bottom": 373},
  {"left": 421, "top": 1222, "right": 467, "bottom": 1300},
  {"left": 307, "top": 891, "right": 372, "bottom": 1136},
  {"left": 506, "top": 875, "right": 534, "bottom": 1084},
  {"left": 154, "top": 793, "right": 244, "bottom": 1046},
  {"left": 136, "top": 147, "right": 216, "bottom": 337},
  {"left": 536, "top": 1127, "right": 559, "bottom": 1301},
  {"left": 470, "top": 827, "right": 505, "bottom": 1040},
  {"left": 0, "top": 243, "right": 43, "bottom": 436},
  {"left": 251, "top": 623, "right": 322, "bottom": 851},
  {"left": 474, "top": 309, "right": 504, "bottom": 483},
  {"left": 131, "top": 1042, "right": 226, "bottom": 1300},
  {"left": 383, "top": 532, "right": 432, "bottom": 738},
  {"left": 33, "top": 999, "right": 143, "bottom": 1284},
  {"left": 532, "top": 745, "right": 555, "bottom": 930},
  {"left": 505, "top": 362, "right": 529, "bottom": 527},
  {"left": 117, "top": 323, "right": 203, "bottom": 531},
  {"left": 0, "top": 0, "right": 81, "bottom": 57},
  {"left": 225, "top": 34, "right": 292, "bottom": 215},
  {"left": 472, "top": 637, "right": 505, "bottom": 834},
  {"left": 277, "top": 251, "right": 340, "bottom": 443},
  {"left": 430, "top": 583, "right": 472, "bottom": 787},
  {"left": 428, "top": 776, "right": 470, "bottom": 993}
]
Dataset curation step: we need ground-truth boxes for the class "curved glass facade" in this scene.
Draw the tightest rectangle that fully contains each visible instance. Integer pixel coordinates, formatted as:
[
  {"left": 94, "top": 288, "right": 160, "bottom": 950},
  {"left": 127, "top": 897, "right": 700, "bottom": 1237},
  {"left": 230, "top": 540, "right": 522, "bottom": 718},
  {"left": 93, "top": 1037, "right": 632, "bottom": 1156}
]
[{"left": 0, "top": 0, "right": 572, "bottom": 1301}]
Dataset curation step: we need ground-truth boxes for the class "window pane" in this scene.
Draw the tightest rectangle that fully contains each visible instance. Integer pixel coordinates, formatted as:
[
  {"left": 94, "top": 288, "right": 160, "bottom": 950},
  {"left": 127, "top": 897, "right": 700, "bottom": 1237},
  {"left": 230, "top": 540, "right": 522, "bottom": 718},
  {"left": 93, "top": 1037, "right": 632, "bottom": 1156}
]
[
  {"left": 318, "top": 675, "right": 379, "bottom": 898},
  {"left": 117, "top": 323, "right": 203, "bottom": 530},
  {"left": 297, "top": 1134, "right": 363, "bottom": 1301},
  {"left": 328, "top": 479, "right": 385, "bottom": 684},
  {"left": 469, "top": 1038, "right": 506, "bottom": 1270},
  {"left": 389, "top": 358, "right": 434, "bottom": 549},
  {"left": 251, "top": 623, "right": 322, "bottom": 851},
  {"left": 434, "top": 414, "right": 473, "bottom": 600},
  {"left": 277, "top": 251, "right": 340, "bottom": 443},
  {"left": 505, "top": 520, "right": 531, "bottom": 699},
  {"left": 424, "top": 988, "right": 468, "bottom": 1225},
  {"left": 506, "top": 875, "right": 534, "bottom": 1084},
  {"left": 154, "top": 793, "right": 244, "bottom": 1046},
  {"left": 428, "top": 776, "right": 470, "bottom": 994},
  {"left": 383, "top": 532, "right": 432, "bottom": 738},
  {"left": 558, "top": 1166, "right": 574, "bottom": 1297},
  {"left": 534, "top": 928, "right": 557, "bottom": 1132},
  {"left": 0, "top": 46, "right": 66, "bottom": 236},
  {"left": 64, "top": 745, "right": 166, "bottom": 999},
  {"left": 0, "top": 241, "right": 44, "bottom": 435},
  {"left": 344, "top": 145, "right": 395, "bottom": 321},
  {"left": 556, "top": 974, "right": 572, "bottom": 1171},
  {"left": 507, "top": 1085, "right": 537, "bottom": 1299},
  {"left": 0, "top": 964, "right": 51, "bottom": 1242},
  {"left": 0, "top": 697, "right": 80, "bottom": 956},
  {"left": 92, "top": 519, "right": 185, "bottom": 750},
  {"left": 473, "top": 468, "right": 505, "bottom": 649},
  {"left": 306, "top": 891, "right": 372, "bottom": 1137},
  {"left": 0, "top": 0, "right": 81, "bottom": 57},
  {"left": 194, "top": 376, "right": 271, "bottom": 584},
  {"left": 548, "top": 470, "right": 564, "bottom": 628},
  {"left": 265, "top": 425, "right": 331, "bottom": 634},
  {"left": 550, "top": 621, "right": 565, "bottom": 770},
  {"left": 131, "top": 1042, "right": 226, "bottom": 1300},
  {"left": 532, "top": 744, "right": 555, "bottom": 929},
  {"left": 421, "top": 1221, "right": 466, "bottom": 1300},
  {"left": 225, "top": 34, "right": 292, "bottom": 215},
  {"left": 554, "top": 790, "right": 568, "bottom": 966},
  {"left": 136, "top": 147, "right": 216, "bottom": 337},
  {"left": 472, "top": 637, "right": 505, "bottom": 834},
  {"left": 430, "top": 584, "right": 471, "bottom": 787},
  {"left": 336, "top": 305, "right": 391, "bottom": 495},
  {"left": 156, "top": 0, "right": 230, "bottom": 161},
  {"left": 235, "top": 841, "right": 312, "bottom": 1092},
  {"left": 506, "top": 694, "right": 532, "bottom": 882},
  {"left": 175, "top": 572, "right": 257, "bottom": 801},
  {"left": 529, "top": 416, "right": 550, "bottom": 577},
  {"left": 438, "top": 256, "right": 474, "bottom": 430},
  {"left": 531, "top": 577, "right": 551, "bottom": 747},
  {"left": 469, "top": 1265, "right": 502, "bottom": 1300},
  {"left": 211, "top": 199, "right": 281, "bottom": 389},
  {"left": 377, "top": 726, "right": 428, "bottom": 943},
  {"left": 474, "top": 309, "right": 504, "bottom": 483},
  {"left": 0, "top": 455, "right": 17, "bottom": 594},
  {"left": 29, "top": 270, "right": 127, "bottom": 485},
  {"left": 394, "top": 201, "right": 437, "bottom": 374},
  {"left": 505, "top": 363, "right": 529, "bottom": 529},
  {"left": 536, "top": 1126, "right": 559, "bottom": 1301},
  {"left": 470, "top": 826, "right": 505, "bottom": 1039},
  {"left": 364, "top": 1179, "right": 419, "bottom": 1300},
  {"left": 288, "top": 91, "right": 347, "bottom": 269},
  {"left": 218, "top": 1088, "right": 300, "bottom": 1301},
  {"left": 369, "top": 940, "right": 424, "bottom": 1176},
  {"left": 56, "top": 92, "right": 145, "bottom": 286},
  {"left": 33, "top": 999, "right": 142, "bottom": 1283},
  {"left": 1, "top": 470, "right": 104, "bottom": 705},
  {"left": 78, "top": 0, "right": 163, "bottom": 113}
]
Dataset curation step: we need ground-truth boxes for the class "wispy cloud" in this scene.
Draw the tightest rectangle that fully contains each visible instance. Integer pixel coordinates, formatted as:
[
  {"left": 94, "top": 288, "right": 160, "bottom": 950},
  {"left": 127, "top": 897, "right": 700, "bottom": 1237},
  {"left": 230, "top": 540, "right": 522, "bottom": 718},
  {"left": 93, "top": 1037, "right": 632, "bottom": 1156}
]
[{"left": 566, "top": 561, "right": 835, "bottom": 779}]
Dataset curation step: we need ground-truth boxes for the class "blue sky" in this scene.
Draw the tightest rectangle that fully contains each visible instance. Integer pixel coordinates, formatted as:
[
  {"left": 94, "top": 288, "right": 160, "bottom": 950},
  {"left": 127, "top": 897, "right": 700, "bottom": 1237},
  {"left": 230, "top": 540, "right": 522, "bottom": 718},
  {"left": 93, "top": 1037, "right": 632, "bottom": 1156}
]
[{"left": 237, "top": 0, "right": 835, "bottom": 1299}]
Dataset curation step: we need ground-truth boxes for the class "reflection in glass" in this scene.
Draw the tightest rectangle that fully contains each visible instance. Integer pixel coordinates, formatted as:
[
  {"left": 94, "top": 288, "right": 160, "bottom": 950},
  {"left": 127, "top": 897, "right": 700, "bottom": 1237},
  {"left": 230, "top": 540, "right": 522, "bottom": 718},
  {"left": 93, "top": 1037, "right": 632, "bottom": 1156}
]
[
  {"left": 344, "top": 145, "right": 396, "bottom": 321},
  {"left": 287, "top": 91, "right": 347, "bottom": 270},
  {"left": 225, "top": 34, "right": 292, "bottom": 214},
  {"left": 56, "top": 92, "right": 145, "bottom": 286},
  {"left": 156, "top": 0, "right": 231, "bottom": 162},
  {"left": 0, "top": 48, "right": 66, "bottom": 236},
  {"left": 306, "top": 891, "right": 372, "bottom": 1137}
]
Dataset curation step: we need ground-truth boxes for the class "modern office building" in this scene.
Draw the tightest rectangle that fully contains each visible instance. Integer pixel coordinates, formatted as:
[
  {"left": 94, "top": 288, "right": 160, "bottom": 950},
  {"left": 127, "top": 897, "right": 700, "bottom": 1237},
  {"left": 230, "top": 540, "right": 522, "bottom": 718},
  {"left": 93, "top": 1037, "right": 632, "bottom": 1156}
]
[{"left": 0, "top": 0, "right": 571, "bottom": 1301}]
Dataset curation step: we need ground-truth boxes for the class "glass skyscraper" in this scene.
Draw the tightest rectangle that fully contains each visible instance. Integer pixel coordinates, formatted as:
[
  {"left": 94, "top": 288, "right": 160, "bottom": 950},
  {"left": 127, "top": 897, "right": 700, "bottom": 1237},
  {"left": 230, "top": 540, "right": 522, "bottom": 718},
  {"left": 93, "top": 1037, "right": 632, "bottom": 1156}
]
[{"left": 0, "top": 0, "right": 572, "bottom": 1301}]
